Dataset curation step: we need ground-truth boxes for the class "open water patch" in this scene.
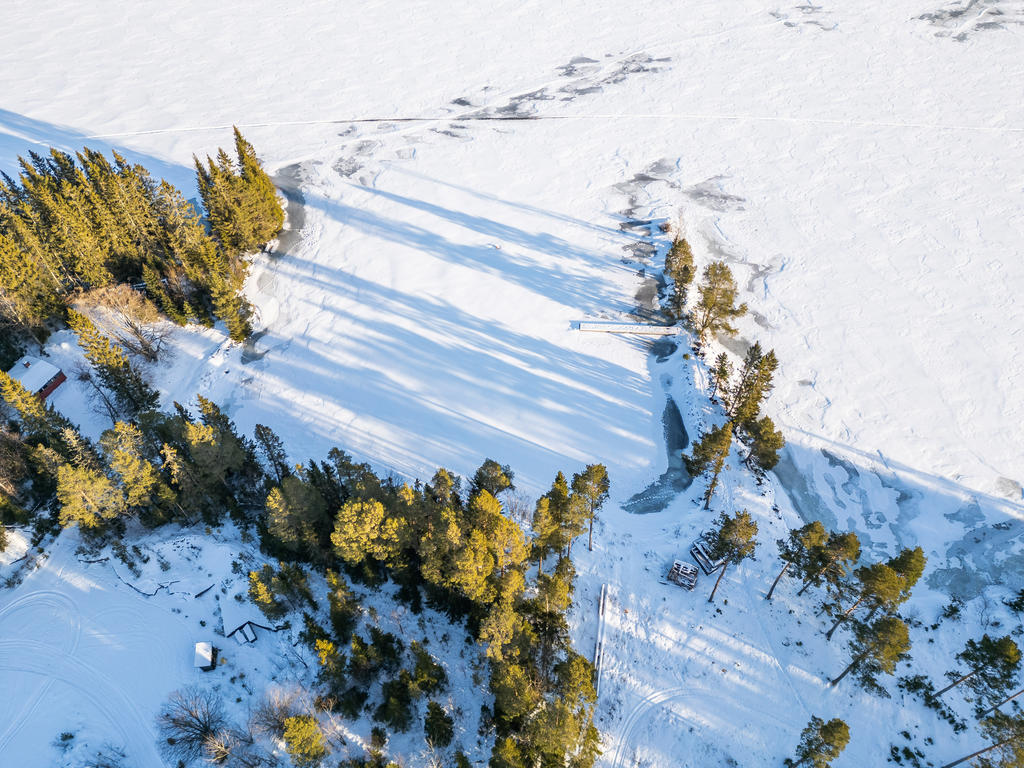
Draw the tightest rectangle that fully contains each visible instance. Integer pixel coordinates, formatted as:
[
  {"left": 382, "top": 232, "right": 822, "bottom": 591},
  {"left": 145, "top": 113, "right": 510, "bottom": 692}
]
[
  {"left": 270, "top": 164, "right": 307, "bottom": 259},
  {"left": 624, "top": 392, "right": 692, "bottom": 514}
]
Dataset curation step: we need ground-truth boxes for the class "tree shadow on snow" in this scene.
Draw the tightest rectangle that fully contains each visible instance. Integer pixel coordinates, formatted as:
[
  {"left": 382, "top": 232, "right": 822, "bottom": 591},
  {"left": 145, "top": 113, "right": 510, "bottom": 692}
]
[
  {"left": 0, "top": 108, "right": 195, "bottom": 193},
  {"left": 772, "top": 432, "right": 1024, "bottom": 602}
]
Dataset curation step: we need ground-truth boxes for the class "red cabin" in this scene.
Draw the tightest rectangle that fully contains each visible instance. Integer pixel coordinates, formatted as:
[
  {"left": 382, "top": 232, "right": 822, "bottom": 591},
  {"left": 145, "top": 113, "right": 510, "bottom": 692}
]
[{"left": 6, "top": 356, "right": 66, "bottom": 400}]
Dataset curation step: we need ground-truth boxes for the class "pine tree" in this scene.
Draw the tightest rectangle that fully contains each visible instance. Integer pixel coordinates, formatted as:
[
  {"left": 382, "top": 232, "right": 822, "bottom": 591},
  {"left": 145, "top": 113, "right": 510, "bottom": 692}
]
[
  {"left": 709, "top": 352, "right": 732, "bottom": 402},
  {"left": 472, "top": 458, "right": 515, "bottom": 497},
  {"left": 331, "top": 498, "right": 400, "bottom": 567},
  {"left": 938, "top": 711, "right": 1023, "bottom": 768},
  {"left": 161, "top": 415, "right": 244, "bottom": 524},
  {"left": 52, "top": 455, "right": 128, "bottom": 530},
  {"left": 707, "top": 509, "right": 758, "bottom": 603},
  {"left": 571, "top": 464, "right": 609, "bottom": 552},
  {"left": 784, "top": 716, "right": 850, "bottom": 768},
  {"left": 531, "top": 495, "right": 562, "bottom": 576},
  {"left": 491, "top": 736, "right": 526, "bottom": 768},
  {"left": 887, "top": 546, "right": 926, "bottom": 602},
  {"left": 313, "top": 637, "right": 346, "bottom": 694},
  {"left": 664, "top": 236, "right": 695, "bottom": 321},
  {"left": 99, "top": 421, "right": 175, "bottom": 524},
  {"left": 424, "top": 701, "right": 455, "bottom": 748},
  {"left": 68, "top": 309, "right": 159, "bottom": 418},
  {"left": 797, "top": 530, "right": 860, "bottom": 597},
  {"left": 491, "top": 661, "right": 540, "bottom": 726},
  {"left": 824, "top": 561, "right": 905, "bottom": 640},
  {"left": 479, "top": 593, "right": 524, "bottom": 662},
  {"left": 728, "top": 342, "right": 778, "bottom": 428},
  {"left": 978, "top": 687, "right": 1024, "bottom": 719},
  {"left": 831, "top": 615, "right": 911, "bottom": 695},
  {"left": 282, "top": 715, "right": 329, "bottom": 768},
  {"left": 746, "top": 415, "right": 785, "bottom": 472},
  {"left": 253, "top": 423, "right": 290, "bottom": 484},
  {"left": 265, "top": 474, "right": 329, "bottom": 562},
  {"left": 937, "top": 635, "right": 1022, "bottom": 704},
  {"left": 684, "top": 421, "right": 733, "bottom": 509},
  {"left": 691, "top": 261, "right": 747, "bottom": 342},
  {"left": 248, "top": 565, "right": 287, "bottom": 620},
  {"left": 544, "top": 471, "right": 585, "bottom": 556},
  {"left": 767, "top": 520, "right": 827, "bottom": 601},
  {"left": 450, "top": 527, "right": 498, "bottom": 605}
]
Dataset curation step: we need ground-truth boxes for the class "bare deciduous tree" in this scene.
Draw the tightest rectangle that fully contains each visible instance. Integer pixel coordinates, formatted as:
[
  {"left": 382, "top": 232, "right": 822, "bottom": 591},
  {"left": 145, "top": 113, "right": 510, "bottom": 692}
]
[
  {"left": 203, "top": 726, "right": 275, "bottom": 767},
  {"left": 251, "top": 687, "right": 299, "bottom": 740},
  {"left": 74, "top": 284, "right": 171, "bottom": 361},
  {"left": 157, "top": 687, "right": 228, "bottom": 764}
]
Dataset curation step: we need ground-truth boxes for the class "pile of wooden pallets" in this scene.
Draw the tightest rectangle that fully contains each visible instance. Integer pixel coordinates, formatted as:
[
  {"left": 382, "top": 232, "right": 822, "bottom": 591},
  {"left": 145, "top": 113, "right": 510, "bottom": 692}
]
[
  {"left": 690, "top": 532, "right": 726, "bottom": 574},
  {"left": 667, "top": 560, "right": 699, "bottom": 590}
]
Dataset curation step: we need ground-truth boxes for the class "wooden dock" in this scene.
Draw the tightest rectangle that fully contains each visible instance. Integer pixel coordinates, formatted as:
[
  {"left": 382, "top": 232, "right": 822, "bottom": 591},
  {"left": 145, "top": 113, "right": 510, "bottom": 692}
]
[{"left": 577, "top": 321, "right": 678, "bottom": 335}]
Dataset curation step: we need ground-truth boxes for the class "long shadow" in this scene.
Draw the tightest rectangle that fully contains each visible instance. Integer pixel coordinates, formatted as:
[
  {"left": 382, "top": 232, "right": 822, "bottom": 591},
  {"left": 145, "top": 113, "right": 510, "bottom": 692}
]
[
  {"left": 239, "top": 255, "right": 657, "bottom": 490},
  {"left": 301, "top": 188, "right": 630, "bottom": 311},
  {"left": 0, "top": 108, "right": 197, "bottom": 193},
  {"left": 274, "top": 260, "right": 647, "bottom": 397},
  {"left": 384, "top": 165, "right": 634, "bottom": 242}
]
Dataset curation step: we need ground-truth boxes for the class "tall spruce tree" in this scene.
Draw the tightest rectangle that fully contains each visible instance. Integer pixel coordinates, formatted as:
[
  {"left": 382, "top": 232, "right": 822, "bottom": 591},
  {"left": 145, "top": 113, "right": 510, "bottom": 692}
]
[
  {"left": 253, "top": 423, "right": 290, "bottom": 484},
  {"left": 266, "top": 474, "right": 329, "bottom": 563},
  {"left": 195, "top": 129, "right": 283, "bottom": 256},
  {"left": 233, "top": 127, "right": 284, "bottom": 245},
  {"left": 0, "top": 222, "right": 62, "bottom": 337}
]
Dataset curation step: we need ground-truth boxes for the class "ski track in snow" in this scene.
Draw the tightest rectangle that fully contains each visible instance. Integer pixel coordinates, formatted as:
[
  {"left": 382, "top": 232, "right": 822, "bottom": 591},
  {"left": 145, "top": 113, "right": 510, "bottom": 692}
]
[
  {"left": 0, "top": 591, "right": 83, "bottom": 752},
  {"left": 0, "top": 642, "right": 165, "bottom": 767}
]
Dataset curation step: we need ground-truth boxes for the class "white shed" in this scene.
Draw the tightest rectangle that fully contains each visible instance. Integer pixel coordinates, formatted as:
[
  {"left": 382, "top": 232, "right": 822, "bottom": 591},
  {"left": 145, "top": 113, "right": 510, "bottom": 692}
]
[{"left": 194, "top": 641, "right": 217, "bottom": 671}]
